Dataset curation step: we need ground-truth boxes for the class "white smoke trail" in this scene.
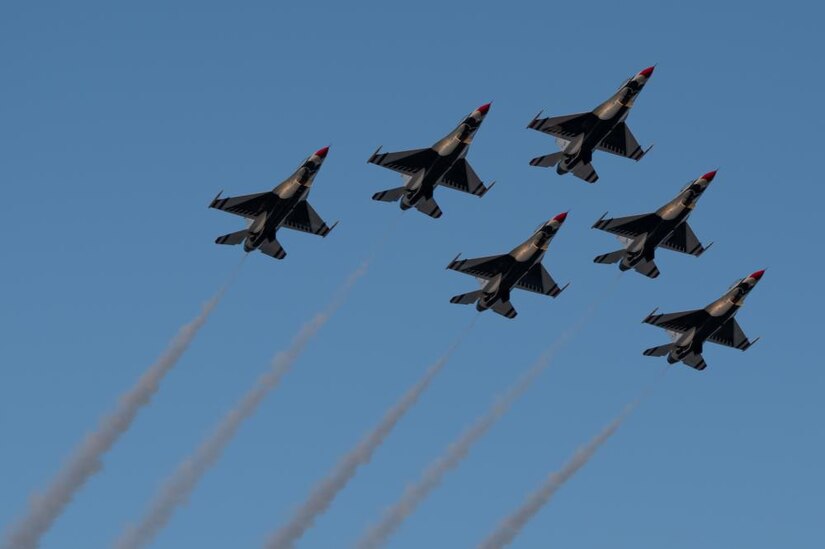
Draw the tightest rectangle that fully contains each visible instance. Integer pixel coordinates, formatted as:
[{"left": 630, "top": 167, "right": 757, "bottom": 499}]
[
  {"left": 356, "top": 280, "right": 620, "bottom": 549},
  {"left": 475, "top": 402, "right": 637, "bottom": 549},
  {"left": 264, "top": 317, "right": 477, "bottom": 549},
  {"left": 2, "top": 260, "right": 243, "bottom": 549},
  {"left": 114, "top": 262, "right": 367, "bottom": 549}
]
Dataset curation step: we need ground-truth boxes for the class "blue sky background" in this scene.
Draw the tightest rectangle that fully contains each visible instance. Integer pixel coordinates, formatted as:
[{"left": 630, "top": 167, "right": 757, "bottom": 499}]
[{"left": 1, "top": 1, "right": 822, "bottom": 547}]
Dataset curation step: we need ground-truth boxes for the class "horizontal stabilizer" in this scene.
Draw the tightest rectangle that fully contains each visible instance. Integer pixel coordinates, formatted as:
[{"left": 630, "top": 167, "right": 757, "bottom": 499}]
[
  {"left": 594, "top": 249, "right": 625, "bottom": 265},
  {"left": 683, "top": 353, "right": 707, "bottom": 370},
  {"left": 643, "top": 344, "right": 673, "bottom": 357},
  {"left": 450, "top": 290, "right": 482, "bottom": 305},
  {"left": 491, "top": 300, "right": 517, "bottom": 319},
  {"left": 529, "top": 152, "right": 564, "bottom": 168},
  {"left": 634, "top": 259, "right": 660, "bottom": 279},
  {"left": 372, "top": 187, "right": 406, "bottom": 203},
  {"left": 571, "top": 161, "right": 599, "bottom": 183},
  {"left": 259, "top": 237, "right": 286, "bottom": 260},
  {"left": 215, "top": 230, "right": 247, "bottom": 246},
  {"left": 414, "top": 196, "right": 443, "bottom": 219}
]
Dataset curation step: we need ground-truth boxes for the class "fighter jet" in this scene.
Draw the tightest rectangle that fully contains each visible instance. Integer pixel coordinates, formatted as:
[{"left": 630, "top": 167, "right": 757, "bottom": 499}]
[
  {"left": 527, "top": 66, "right": 655, "bottom": 183},
  {"left": 642, "top": 270, "right": 764, "bottom": 370},
  {"left": 446, "top": 212, "right": 569, "bottom": 319},
  {"left": 368, "top": 103, "right": 495, "bottom": 218},
  {"left": 592, "top": 170, "right": 717, "bottom": 278},
  {"left": 208, "top": 147, "right": 337, "bottom": 260}
]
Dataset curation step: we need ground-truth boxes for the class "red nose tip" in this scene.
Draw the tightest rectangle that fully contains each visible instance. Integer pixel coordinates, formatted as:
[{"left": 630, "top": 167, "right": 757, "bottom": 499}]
[
  {"left": 639, "top": 66, "right": 655, "bottom": 78},
  {"left": 476, "top": 102, "right": 492, "bottom": 114},
  {"left": 749, "top": 269, "right": 765, "bottom": 281},
  {"left": 552, "top": 211, "right": 568, "bottom": 223},
  {"left": 314, "top": 146, "right": 329, "bottom": 158},
  {"left": 701, "top": 170, "right": 718, "bottom": 182}
]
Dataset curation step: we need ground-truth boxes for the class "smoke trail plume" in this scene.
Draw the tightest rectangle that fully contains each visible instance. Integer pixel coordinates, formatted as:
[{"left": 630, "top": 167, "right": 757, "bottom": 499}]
[
  {"left": 2, "top": 262, "right": 242, "bottom": 549},
  {"left": 476, "top": 403, "right": 637, "bottom": 549},
  {"left": 356, "top": 280, "right": 619, "bottom": 549},
  {"left": 265, "top": 318, "right": 477, "bottom": 549},
  {"left": 114, "top": 262, "right": 367, "bottom": 549}
]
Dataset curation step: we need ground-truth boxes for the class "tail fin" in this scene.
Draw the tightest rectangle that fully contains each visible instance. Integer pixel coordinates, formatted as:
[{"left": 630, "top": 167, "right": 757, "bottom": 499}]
[
  {"left": 634, "top": 259, "right": 660, "bottom": 279},
  {"left": 529, "top": 152, "right": 564, "bottom": 168},
  {"left": 491, "top": 300, "right": 517, "bottom": 319},
  {"left": 450, "top": 290, "right": 482, "bottom": 305},
  {"left": 643, "top": 343, "right": 672, "bottom": 357},
  {"left": 594, "top": 249, "right": 625, "bottom": 265},
  {"left": 414, "top": 197, "right": 443, "bottom": 219},
  {"left": 259, "top": 236, "right": 286, "bottom": 260},
  {"left": 215, "top": 230, "right": 247, "bottom": 246},
  {"left": 372, "top": 187, "right": 406, "bottom": 203}
]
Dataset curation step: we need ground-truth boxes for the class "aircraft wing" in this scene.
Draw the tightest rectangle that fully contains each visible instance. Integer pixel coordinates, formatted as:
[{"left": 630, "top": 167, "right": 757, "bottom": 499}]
[
  {"left": 660, "top": 222, "right": 707, "bottom": 256},
  {"left": 592, "top": 213, "right": 659, "bottom": 239},
  {"left": 447, "top": 254, "right": 510, "bottom": 280},
  {"left": 596, "top": 122, "right": 647, "bottom": 160},
  {"left": 708, "top": 318, "right": 757, "bottom": 350},
  {"left": 440, "top": 159, "right": 492, "bottom": 197},
  {"left": 643, "top": 309, "right": 709, "bottom": 333},
  {"left": 527, "top": 111, "right": 598, "bottom": 139},
  {"left": 515, "top": 263, "right": 566, "bottom": 297},
  {"left": 209, "top": 192, "right": 269, "bottom": 219},
  {"left": 283, "top": 201, "right": 337, "bottom": 237},
  {"left": 368, "top": 147, "right": 435, "bottom": 176}
]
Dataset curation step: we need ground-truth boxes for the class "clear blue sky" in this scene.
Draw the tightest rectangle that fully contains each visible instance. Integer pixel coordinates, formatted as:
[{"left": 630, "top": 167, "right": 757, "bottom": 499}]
[{"left": 1, "top": 1, "right": 822, "bottom": 547}]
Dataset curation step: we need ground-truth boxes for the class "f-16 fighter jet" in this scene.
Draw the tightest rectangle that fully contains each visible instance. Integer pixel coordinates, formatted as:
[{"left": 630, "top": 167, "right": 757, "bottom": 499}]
[
  {"left": 209, "top": 147, "right": 337, "bottom": 260},
  {"left": 642, "top": 270, "right": 764, "bottom": 370},
  {"left": 368, "top": 103, "right": 495, "bottom": 218},
  {"left": 592, "top": 170, "right": 717, "bottom": 278},
  {"left": 446, "top": 212, "right": 569, "bottom": 319},
  {"left": 527, "top": 66, "right": 655, "bottom": 183}
]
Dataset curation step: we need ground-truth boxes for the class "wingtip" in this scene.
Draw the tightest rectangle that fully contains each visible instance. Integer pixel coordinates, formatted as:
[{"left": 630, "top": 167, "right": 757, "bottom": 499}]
[
  {"left": 481, "top": 180, "right": 496, "bottom": 197},
  {"left": 592, "top": 211, "right": 608, "bottom": 228},
  {"left": 209, "top": 190, "right": 223, "bottom": 208},
  {"left": 527, "top": 110, "right": 544, "bottom": 128},
  {"left": 368, "top": 145, "right": 383, "bottom": 163}
]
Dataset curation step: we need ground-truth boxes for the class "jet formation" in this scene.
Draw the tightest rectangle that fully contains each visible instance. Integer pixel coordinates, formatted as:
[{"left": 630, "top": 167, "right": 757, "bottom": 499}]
[{"left": 208, "top": 67, "right": 765, "bottom": 370}]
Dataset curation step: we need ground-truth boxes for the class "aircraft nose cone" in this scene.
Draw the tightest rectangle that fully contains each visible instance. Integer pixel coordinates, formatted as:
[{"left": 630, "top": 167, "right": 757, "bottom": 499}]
[
  {"left": 476, "top": 102, "right": 492, "bottom": 115},
  {"left": 639, "top": 66, "right": 655, "bottom": 78},
  {"left": 314, "top": 146, "right": 330, "bottom": 158},
  {"left": 552, "top": 211, "right": 568, "bottom": 223},
  {"left": 701, "top": 170, "right": 718, "bottom": 182},
  {"left": 749, "top": 269, "right": 766, "bottom": 281}
]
